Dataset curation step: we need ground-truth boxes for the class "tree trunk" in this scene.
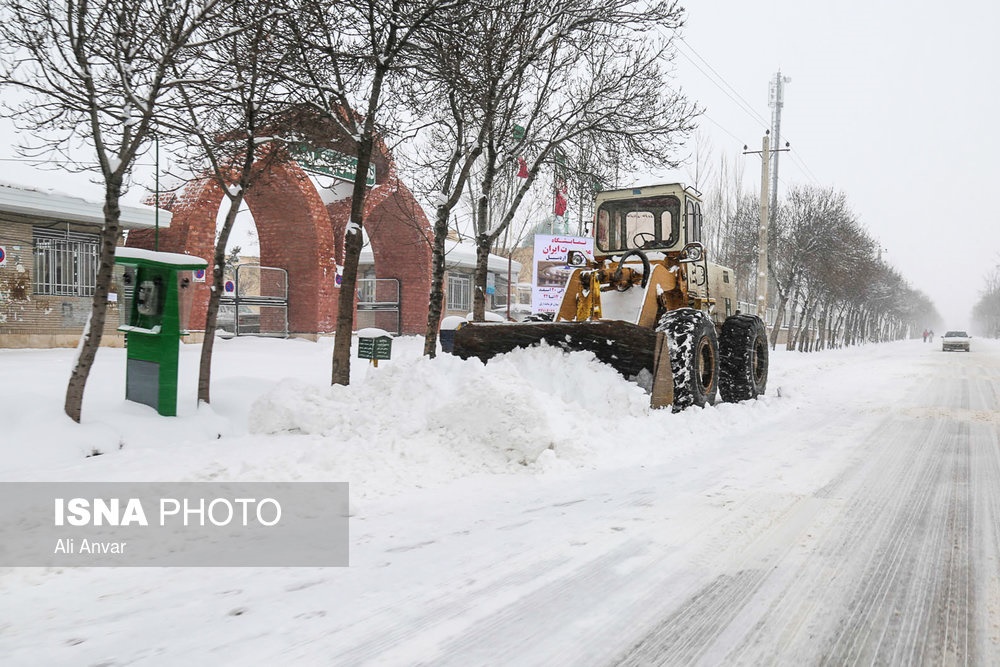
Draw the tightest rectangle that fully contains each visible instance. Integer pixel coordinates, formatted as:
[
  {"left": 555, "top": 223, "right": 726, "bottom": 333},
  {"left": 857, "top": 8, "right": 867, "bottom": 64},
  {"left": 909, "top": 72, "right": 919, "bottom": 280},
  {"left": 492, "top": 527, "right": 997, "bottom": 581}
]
[
  {"left": 332, "top": 74, "right": 385, "bottom": 387},
  {"left": 768, "top": 289, "right": 789, "bottom": 350},
  {"left": 198, "top": 191, "right": 245, "bottom": 404},
  {"left": 851, "top": 307, "right": 863, "bottom": 346},
  {"left": 424, "top": 204, "right": 451, "bottom": 358},
  {"left": 65, "top": 176, "right": 123, "bottom": 422},
  {"left": 472, "top": 143, "right": 499, "bottom": 322},
  {"left": 331, "top": 196, "right": 365, "bottom": 386},
  {"left": 798, "top": 298, "right": 818, "bottom": 351},
  {"left": 816, "top": 300, "right": 830, "bottom": 350},
  {"left": 843, "top": 308, "right": 856, "bottom": 346},
  {"left": 831, "top": 305, "right": 846, "bottom": 348},
  {"left": 785, "top": 284, "right": 801, "bottom": 351},
  {"left": 423, "top": 137, "right": 484, "bottom": 357},
  {"left": 473, "top": 239, "right": 491, "bottom": 321},
  {"left": 792, "top": 294, "right": 809, "bottom": 351}
]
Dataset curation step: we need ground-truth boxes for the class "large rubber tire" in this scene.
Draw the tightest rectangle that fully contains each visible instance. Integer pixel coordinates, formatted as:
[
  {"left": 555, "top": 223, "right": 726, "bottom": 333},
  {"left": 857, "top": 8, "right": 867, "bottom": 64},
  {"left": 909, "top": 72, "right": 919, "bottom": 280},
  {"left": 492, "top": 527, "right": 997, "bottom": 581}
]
[
  {"left": 657, "top": 308, "right": 719, "bottom": 411},
  {"left": 718, "top": 314, "right": 769, "bottom": 402}
]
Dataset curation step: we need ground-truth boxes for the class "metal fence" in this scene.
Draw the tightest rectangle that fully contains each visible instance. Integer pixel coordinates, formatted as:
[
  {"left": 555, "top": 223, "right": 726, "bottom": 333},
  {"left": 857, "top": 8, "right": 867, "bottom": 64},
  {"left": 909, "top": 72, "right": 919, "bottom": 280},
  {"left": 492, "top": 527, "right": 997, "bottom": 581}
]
[
  {"left": 218, "top": 264, "right": 288, "bottom": 337},
  {"left": 356, "top": 278, "right": 400, "bottom": 334}
]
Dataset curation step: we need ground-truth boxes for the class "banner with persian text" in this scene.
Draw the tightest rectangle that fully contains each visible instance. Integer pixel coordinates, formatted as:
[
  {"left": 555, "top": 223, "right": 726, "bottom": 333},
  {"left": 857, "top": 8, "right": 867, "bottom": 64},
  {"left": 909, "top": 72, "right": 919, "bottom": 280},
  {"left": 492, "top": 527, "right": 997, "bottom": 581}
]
[{"left": 531, "top": 234, "right": 594, "bottom": 314}]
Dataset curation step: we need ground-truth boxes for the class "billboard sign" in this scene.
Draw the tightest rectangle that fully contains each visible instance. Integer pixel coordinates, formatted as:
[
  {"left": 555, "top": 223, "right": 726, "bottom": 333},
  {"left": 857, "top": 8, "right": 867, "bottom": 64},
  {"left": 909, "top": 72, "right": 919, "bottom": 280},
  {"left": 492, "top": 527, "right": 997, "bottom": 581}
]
[
  {"left": 531, "top": 234, "right": 594, "bottom": 314},
  {"left": 289, "top": 143, "right": 376, "bottom": 186}
]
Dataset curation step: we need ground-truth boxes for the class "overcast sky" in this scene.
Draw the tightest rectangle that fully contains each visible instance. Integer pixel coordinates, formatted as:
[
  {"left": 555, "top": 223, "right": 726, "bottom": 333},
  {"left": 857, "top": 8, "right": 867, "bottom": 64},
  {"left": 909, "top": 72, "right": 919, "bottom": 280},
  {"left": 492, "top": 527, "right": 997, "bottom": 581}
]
[
  {"left": 663, "top": 0, "right": 1000, "bottom": 327},
  {"left": 2, "top": 0, "right": 997, "bottom": 327}
]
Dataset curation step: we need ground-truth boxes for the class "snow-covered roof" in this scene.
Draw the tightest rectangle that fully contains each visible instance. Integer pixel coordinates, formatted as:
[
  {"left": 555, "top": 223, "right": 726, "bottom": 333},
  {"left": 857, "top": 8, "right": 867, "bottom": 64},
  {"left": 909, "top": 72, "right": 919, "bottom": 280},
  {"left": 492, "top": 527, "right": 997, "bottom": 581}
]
[
  {"left": 115, "top": 246, "right": 207, "bottom": 268},
  {"left": 0, "top": 181, "right": 171, "bottom": 230},
  {"left": 359, "top": 239, "right": 520, "bottom": 274}
]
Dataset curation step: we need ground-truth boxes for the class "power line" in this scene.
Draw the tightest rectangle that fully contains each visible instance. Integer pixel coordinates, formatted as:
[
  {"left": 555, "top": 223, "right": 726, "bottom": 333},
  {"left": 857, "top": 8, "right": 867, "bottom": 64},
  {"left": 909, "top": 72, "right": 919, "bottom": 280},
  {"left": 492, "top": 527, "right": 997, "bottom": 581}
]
[
  {"left": 785, "top": 151, "right": 822, "bottom": 186},
  {"left": 675, "top": 36, "right": 770, "bottom": 130},
  {"left": 673, "top": 32, "right": 826, "bottom": 189},
  {"left": 698, "top": 113, "right": 746, "bottom": 146}
]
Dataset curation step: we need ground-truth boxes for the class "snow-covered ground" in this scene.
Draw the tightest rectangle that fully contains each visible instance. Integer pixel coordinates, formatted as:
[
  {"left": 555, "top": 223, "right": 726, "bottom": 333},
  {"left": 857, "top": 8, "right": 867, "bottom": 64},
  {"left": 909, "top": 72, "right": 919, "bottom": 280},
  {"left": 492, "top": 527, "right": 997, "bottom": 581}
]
[
  {"left": 1, "top": 334, "right": 802, "bottom": 494},
  {"left": 2, "top": 334, "right": 998, "bottom": 664}
]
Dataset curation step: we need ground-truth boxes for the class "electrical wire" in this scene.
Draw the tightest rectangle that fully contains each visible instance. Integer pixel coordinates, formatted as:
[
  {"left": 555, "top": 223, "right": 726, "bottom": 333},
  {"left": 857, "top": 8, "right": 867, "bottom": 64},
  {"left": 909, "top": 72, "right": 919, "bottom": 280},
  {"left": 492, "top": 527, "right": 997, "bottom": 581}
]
[
  {"left": 673, "top": 32, "right": 826, "bottom": 188},
  {"left": 676, "top": 36, "right": 770, "bottom": 130}
]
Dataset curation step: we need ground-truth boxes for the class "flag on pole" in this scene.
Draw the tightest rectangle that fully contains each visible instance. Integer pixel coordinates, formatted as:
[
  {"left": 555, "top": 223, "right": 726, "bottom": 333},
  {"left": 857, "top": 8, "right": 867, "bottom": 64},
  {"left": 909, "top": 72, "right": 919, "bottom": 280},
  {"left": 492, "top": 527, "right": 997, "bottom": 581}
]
[
  {"left": 554, "top": 178, "right": 568, "bottom": 216},
  {"left": 516, "top": 156, "right": 529, "bottom": 178}
]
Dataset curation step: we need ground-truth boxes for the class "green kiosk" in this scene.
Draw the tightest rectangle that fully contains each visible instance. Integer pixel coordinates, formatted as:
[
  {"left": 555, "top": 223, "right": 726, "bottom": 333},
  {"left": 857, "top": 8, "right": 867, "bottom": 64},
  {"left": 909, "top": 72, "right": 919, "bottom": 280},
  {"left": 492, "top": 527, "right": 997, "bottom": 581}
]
[{"left": 114, "top": 247, "right": 207, "bottom": 416}]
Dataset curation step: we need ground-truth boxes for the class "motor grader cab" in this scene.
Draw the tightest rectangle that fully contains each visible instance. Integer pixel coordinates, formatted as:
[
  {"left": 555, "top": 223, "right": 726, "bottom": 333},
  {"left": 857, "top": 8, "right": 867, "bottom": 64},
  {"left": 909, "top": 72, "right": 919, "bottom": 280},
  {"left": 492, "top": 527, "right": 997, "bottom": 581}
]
[{"left": 451, "top": 183, "right": 769, "bottom": 410}]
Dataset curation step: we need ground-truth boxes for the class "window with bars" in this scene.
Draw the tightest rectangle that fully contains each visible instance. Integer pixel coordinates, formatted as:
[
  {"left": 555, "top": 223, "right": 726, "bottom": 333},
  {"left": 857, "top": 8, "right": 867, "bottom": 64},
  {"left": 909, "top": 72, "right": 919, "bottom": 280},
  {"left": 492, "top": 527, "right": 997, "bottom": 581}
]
[
  {"left": 33, "top": 228, "right": 100, "bottom": 296},
  {"left": 446, "top": 273, "right": 471, "bottom": 312}
]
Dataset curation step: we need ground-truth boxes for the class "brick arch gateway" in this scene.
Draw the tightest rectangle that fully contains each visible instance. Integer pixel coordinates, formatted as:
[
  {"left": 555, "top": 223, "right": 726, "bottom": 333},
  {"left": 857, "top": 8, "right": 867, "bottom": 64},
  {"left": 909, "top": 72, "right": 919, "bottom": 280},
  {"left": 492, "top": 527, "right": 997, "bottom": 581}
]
[{"left": 126, "top": 131, "right": 432, "bottom": 337}]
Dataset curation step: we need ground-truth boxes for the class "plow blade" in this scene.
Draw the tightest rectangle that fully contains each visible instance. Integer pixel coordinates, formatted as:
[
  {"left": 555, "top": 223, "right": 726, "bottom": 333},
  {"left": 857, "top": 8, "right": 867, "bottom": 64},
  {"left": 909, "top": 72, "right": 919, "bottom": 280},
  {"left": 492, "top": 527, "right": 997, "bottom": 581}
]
[{"left": 452, "top": 320, "right": 660, "bottom": 383}]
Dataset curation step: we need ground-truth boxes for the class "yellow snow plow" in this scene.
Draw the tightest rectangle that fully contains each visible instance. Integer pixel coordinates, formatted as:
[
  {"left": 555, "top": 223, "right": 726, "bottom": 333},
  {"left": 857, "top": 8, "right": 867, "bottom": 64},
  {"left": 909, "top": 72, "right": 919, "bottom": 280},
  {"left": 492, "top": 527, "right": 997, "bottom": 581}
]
[{"left": 451, "top": 183, "right": 769, "bottom": 411}]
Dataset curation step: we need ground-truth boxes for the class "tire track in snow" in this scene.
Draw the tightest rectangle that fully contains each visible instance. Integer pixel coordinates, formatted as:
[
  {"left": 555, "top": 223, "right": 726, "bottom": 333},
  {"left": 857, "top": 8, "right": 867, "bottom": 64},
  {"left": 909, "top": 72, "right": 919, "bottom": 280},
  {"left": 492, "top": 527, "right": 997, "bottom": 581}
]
[
  {"left": 735, "top": 351, "right": 998, "bottom": 665},
  {"left": 611, "top": 491, "right": 834, "bottom": 666},
  {"left": 815, "top": 420, "right": 973, "bottom": 666},
  {"left": 611, "top": 348, "right": 1000, "bottom": 665},
  {"left": 972, "top": 422, "right": 1000, "bottom": 658}
]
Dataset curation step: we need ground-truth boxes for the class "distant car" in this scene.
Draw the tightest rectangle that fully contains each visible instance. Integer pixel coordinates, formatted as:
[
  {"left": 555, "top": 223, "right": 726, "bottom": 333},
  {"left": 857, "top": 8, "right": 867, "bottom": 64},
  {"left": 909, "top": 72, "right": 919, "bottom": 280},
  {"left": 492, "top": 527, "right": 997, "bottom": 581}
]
[{"left": 941, "top": 330, "right": 971, "bottom": 352}]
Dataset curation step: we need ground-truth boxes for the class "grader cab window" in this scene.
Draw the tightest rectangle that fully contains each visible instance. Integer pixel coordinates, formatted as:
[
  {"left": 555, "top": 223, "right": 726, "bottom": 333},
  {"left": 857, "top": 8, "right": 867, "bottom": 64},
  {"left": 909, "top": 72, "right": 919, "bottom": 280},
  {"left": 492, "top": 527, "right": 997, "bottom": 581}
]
[
  {"left": 595, "top": 196, "right": 680, "bottom": 253},
  {"left": 686, "top": 198, "right": 703, "bottom": 244},
  {"left": 626, "top": 211, "right": 655, "bottom": 244}
]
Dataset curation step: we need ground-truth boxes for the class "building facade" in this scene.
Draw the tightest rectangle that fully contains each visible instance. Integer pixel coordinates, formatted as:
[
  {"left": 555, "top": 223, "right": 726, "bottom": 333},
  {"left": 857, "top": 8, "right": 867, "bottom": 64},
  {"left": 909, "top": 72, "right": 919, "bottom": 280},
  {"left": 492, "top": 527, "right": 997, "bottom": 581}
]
[
  {"left": 359, "top": 239, "right": 522, "bottom": 328},
  {"left": 0, "top": 183, "right": 168, "bottom": 348}
]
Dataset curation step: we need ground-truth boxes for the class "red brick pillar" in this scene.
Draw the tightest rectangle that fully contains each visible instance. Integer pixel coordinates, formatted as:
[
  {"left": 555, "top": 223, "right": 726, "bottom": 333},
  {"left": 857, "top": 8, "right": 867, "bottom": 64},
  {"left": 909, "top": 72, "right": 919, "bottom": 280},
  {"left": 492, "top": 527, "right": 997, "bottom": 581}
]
[{"left": 129, "top": 162, "right": 336, "bottom": 334}]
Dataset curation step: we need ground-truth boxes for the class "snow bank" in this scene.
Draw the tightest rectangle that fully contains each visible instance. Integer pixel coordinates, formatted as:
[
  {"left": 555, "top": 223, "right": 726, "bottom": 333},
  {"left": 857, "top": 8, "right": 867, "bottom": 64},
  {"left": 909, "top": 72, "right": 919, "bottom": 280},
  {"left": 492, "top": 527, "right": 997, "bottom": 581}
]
[
  {"left": 6, "top": 333, "right": 948, "bottom": 501},
  {"left": 247, "top": 344, "right": 658, "bottom": 496}
]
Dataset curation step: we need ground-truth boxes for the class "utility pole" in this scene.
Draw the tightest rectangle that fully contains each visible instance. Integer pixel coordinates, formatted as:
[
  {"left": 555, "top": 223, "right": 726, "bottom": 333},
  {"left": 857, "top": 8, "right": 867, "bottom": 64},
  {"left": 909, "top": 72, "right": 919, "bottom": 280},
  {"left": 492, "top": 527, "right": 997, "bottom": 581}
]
[
  {"left": 754, "top": 133, "right": 770, "bottom": 318},
  {"left": 768, "top": 71, "right": 791, "bottom": 225},
  {"left": 744, "top": 130, "right": 789, "bottom": 321}
]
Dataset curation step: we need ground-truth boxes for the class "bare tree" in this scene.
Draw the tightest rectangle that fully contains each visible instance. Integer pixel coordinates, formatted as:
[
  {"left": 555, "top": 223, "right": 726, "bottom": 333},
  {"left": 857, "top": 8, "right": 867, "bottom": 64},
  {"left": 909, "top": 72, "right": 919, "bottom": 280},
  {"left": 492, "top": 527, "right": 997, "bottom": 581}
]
[
  {"left": 759, "top": 185, "right": 935, "bottom": 351},
  {"left": 161, "top": 0, "right": 293, "bottom": 404},
  {"left": 407, "top": 0, "right": 590, "bottom": 354},
  {"left": 286, "top": 0, "right": 458, "bottom": 385},
  {"left": 0, "top": 0, "right": 233, "bottom": 422},
  {"left": 712, "top": 192, "right": 759, "bottom": 306},
  {"left": 685, "top": 130, "right": 714, "bottom": 193},
  {"left": 973, "top": 264, "right": 1000, "bottom": 337},
  {"left": 401, "top": 4, "right": 490, "bottom": 356},
  {"left": 766, "top": 186, "right": 849, "bottom": 349},
  {"left": 465, "top": 0, "right": 698, "bottom": 321},
  {"left": 702, "top": 149, "right": 745, "bottom": 268}
]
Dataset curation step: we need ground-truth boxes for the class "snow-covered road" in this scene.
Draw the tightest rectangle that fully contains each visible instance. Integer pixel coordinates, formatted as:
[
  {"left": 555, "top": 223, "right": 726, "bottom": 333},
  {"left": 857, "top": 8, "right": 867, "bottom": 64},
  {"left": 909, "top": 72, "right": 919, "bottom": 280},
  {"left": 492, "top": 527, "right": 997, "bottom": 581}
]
[
  {"left": 617, "top": 346, "right": 1000, "bottom": 666},
  {"left": 2, "top": 336, "right": 998, "bottom": 665},
  {"left": 324, "top": 340, "right": 1000, "bottom": 666}
]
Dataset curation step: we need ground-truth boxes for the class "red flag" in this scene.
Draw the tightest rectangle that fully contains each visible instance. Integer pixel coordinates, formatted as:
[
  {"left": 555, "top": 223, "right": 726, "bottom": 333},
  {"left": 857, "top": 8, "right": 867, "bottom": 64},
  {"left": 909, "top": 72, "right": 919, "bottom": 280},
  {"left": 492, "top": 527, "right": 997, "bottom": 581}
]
[
  {"left": 554, "top": 178, "right": 568, "bottom": 216},
  {"left": 516, "top": 156, "right": 529, "bottom": 178}
]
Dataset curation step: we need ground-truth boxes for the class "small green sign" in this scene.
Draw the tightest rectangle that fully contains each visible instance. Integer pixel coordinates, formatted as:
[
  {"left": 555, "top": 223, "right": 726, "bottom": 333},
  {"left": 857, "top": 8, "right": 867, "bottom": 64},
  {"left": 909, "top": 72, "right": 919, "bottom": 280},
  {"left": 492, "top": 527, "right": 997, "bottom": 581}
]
[
  {"left": 290, "top": 143, "right": 376, "bottom": 186},
  {"left": 358, "top": 335, "right": 392, "bottom": 360}
]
